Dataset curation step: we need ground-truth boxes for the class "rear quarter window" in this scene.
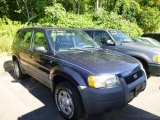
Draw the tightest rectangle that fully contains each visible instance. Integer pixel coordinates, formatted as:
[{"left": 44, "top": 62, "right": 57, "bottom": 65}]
[{"left": 13, "top": 30, "right": 22, "bottom": 45}]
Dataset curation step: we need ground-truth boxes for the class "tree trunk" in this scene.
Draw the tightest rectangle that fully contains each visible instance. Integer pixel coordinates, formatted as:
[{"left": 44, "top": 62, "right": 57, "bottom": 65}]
[
  {"left": 96, "top": 0, "right": 99, "bottom": 11},
  {"left": 77, "top": 0, "right": 81, "bottom": 14}
]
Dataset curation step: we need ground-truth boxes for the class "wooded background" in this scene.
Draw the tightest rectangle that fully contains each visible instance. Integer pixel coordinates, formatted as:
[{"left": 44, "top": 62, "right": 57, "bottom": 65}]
[{"left": 0, "top": 0, "right": 160, "bottom": 53}]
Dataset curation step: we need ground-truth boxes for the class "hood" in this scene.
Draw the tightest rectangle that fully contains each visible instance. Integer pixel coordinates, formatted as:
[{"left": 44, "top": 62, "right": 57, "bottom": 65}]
[
  {"left": 57, "top": 49, "right": 140, "bottom": 75},
  {"left": 118, "top": 42, "right": 160, "bottom": 54}
]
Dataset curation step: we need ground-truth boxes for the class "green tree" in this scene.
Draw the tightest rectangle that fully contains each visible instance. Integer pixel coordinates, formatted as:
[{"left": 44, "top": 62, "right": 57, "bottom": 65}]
[
  {"left": 0, "top": 0, "right": 52, "bottom": 23},
  {"left": 138, "top": 7, "right": 160, "bottom": 32},
  {"left": 56, "top": 0, "right": 92, "bottom": 14},
  {"left": 114, "top": 0, "right": 141, "bottom": 23},
  {"left": 38, "top": 3, "right": 95, "bottom": 28},
  {"left": 93, "top": 11, "right": 143, "bottom": 36},
  {"left": 0, "top": 0, "right": 8, "bottom": 17},
  {"left": 136, "top": 0, "right": 160, "bottom": 9},
  {"left": 38, "top": 3, "right": 67, "bottom": 25}
]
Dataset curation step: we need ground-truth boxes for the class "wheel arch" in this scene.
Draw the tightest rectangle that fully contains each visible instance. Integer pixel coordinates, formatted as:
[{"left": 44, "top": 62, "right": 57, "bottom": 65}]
[
  {"left": 49, "top": 67, "right": 87, "bottom": 92},
  {"left": 12, "top": 54, "right": 20, "bottom": 63},
  {"left": 51, "top": 74, "right": 79, "bottom": 92},
  {"left": 51, "top": 74, "right": 86, "bottom": 114},
  {"left": 133, "top": 56, "right": 149, "bottom": 70},
  {"left": 132, "top": 56, "right": 150, "bottom": 77}
]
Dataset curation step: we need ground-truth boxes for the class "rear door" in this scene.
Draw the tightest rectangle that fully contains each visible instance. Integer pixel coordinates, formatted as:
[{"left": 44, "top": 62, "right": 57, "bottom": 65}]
[{"left": 19, "top": 29, "right": 33, "bottom": 72}]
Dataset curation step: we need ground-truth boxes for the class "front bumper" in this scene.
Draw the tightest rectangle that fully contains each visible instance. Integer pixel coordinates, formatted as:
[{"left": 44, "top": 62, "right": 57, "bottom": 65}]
[
  {"left": 78, "top": 73, "right": 146, "bottom": 115},
  {"left": 148, "top": 63, "right": 160, "bottom": 76}
]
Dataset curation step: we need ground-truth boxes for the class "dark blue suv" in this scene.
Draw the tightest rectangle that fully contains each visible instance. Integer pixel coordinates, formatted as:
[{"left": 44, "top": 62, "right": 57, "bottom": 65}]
[{"left": 12, "top": 27, "right": 146, "bottom": 120}]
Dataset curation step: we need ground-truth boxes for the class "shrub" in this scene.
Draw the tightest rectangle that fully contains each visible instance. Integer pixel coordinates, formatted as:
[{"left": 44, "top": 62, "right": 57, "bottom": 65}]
[
  {"left": 114, "top": 0, "right": 141, "bottom": 23},
  {"left": 39, "top": 4, "right": 143, "bottom": 37},
  {"left": 38, "top": 3, "right": 95, "bottom": 28},
  {"left": 138, "top": 7, "right": 160, "bottom": 32},
  {"left": 56, "top": 13, "right": 95, "bottom": 28},
  {"left": 93, "top": 11, "right": 143, "bottom": 37},
  {"left": 0, "top": 18, "right": 22, "bottom": 54}
]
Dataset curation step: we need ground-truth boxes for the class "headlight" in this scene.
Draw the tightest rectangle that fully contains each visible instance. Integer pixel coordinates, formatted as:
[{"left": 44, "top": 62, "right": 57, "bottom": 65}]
[
  {"left": 154, "top": 55, "right": 160, "bottom": 63},
  {"left": 88, "top": 74, "right": 120, "bottom": 89}
]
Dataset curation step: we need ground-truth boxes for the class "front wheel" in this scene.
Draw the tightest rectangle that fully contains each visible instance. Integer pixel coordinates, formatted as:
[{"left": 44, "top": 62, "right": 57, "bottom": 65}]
[{"left": 55, "top": 81, "right": 83, "bottom": 120}]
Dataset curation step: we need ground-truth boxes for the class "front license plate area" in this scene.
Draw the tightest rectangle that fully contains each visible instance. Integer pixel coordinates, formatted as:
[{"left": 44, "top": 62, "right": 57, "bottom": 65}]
[{"left": 135, "top": 84, "right": 142, "bottom": 97}]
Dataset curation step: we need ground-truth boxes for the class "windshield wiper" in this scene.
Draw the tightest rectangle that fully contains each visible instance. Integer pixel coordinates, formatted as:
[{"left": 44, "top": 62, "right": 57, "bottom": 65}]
[
  {"left": 68, "top": 46, "right": 98, "bottom": 51},
  {"left": 120, "top": 41, "right": 132, "bottom": 43},
  {"left": 83, "top": 46, "right": 95, "bottom": 48},
  {"left": 68, "top": 48, "right": 88, "bottom": 51}
]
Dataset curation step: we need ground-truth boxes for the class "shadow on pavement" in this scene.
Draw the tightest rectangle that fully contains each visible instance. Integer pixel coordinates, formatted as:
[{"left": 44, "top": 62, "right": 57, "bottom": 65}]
[{"left": 3, "top": 60, "right": 160, "bottom": 120}]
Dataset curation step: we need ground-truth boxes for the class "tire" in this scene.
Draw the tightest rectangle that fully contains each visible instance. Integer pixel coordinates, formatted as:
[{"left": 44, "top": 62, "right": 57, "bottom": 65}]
[
  {"left": 135, "top": 57, "right": 150, "bottom": 78},
  {"left": 55, "top": 81, "right": 83, "bottom": 120},
  {"left": 13, "top": 60, "right": 24, "bottom": 79},
  {"left": 141, "top": 62, "right": 150, "bottom": 78}
]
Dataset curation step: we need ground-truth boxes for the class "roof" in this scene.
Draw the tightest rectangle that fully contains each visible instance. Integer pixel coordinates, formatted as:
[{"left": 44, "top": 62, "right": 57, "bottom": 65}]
[
  {"left": 20, "top": 26, "right": 70, "bottom": 31},
  {"left": 83, "top": 28, "right": 122, "bottom": 31}
]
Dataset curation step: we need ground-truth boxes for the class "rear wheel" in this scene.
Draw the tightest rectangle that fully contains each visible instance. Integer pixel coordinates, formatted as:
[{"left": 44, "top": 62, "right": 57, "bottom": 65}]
[
  {"left": 55, "top": 81, "right": 83, "bottom": 120},
  {"left": 13, "top": 60, "right": 25, "bottom": 79}
]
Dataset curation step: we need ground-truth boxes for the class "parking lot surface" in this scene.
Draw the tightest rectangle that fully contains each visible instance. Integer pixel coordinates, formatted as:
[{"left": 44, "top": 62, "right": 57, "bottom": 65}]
[{"left": 0, "top": 55, "right": 160, "bottom": 120}]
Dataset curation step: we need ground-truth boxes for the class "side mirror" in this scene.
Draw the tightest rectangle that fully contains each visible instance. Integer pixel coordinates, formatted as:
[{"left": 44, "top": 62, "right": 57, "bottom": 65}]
[
  {"left": 106, "top": 39, "right": 115, "bottom": 45},
  {"left": 33, "top": 46, "right": 47, "bottom": 54}
]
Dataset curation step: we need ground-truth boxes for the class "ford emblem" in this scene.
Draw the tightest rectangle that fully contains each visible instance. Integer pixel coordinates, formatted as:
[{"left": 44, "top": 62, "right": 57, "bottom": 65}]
[{"left": 133, "top": 74, "right": 138, "bottom": 79}]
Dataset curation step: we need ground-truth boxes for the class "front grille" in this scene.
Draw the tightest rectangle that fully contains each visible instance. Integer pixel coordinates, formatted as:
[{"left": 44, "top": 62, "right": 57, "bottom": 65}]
[{"left": 124, "top": 70, "right": 143, "bottom": 85}]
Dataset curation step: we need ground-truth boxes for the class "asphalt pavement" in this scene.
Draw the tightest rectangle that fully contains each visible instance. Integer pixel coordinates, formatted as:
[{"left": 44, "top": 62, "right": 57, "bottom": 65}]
[{"left": 0, "top": 55, "right": 160, "bottom": 120}]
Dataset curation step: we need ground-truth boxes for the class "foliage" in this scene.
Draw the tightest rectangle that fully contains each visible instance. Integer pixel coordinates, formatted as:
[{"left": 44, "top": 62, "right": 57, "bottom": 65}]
[
  {"left": 93, "top": 11, "right": 143, "bottom": 37},
  {"left": 38, "top": 3, "right": 95, "bottom": 28},
  {"left": 56, "top": 13, "right": 95, "bottom": 28},
  {"left": 0, "top": 18, "right": 22, "bottom": 54},
  {"left": 138, "top": 7, "right": 160, "bottom": 32},
  {"left": 39, "top": 5, "right": 142, "bottom": 36},
  {"left": 38, "top": 3, "right": 66, "bottom": 25},
  {"left": 0, "top": 0, "right": 159, "bottom": 32},
  {"left": 56, "top": 0, "right": 92, "bottom": 14},
  {"left": 0, "top": 0, "right": 52, "bottom": 23},
  {"left": 114, "top": 0, "right": 141, "bottom": 23},
  {"left": 0, "top": 0, "right": 160, "bottom": 54},
  {"left": 136, "top": 0, "right": 160, "bottom": 9}
]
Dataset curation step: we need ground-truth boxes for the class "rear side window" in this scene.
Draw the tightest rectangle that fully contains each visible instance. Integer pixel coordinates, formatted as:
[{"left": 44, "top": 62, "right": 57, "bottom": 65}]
[
  {"left": 20, "top": 31, "right": 32, "bottom": 49},
  {"left": 13, "top": 30, "right": 22, "bottom": 45}
]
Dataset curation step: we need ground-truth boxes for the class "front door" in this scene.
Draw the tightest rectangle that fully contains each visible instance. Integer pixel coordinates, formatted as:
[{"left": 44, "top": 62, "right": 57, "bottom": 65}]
[{"left": 28, "top": 30, "right": 52, "bottom": 86}]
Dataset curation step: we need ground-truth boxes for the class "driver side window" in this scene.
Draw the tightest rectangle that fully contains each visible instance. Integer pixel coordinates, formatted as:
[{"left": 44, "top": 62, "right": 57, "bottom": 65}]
[{"left": 94, "top": 31, "right": 112, "bottom": 45}]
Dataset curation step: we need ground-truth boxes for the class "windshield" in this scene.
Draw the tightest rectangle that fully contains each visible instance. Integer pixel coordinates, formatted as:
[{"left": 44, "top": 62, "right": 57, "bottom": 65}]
[
  {"left": 109, "top": 30, "right": 133, "bottom": 43},
  {"left": 47, "top": 30, "right": 99, "bottom": 52}
]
